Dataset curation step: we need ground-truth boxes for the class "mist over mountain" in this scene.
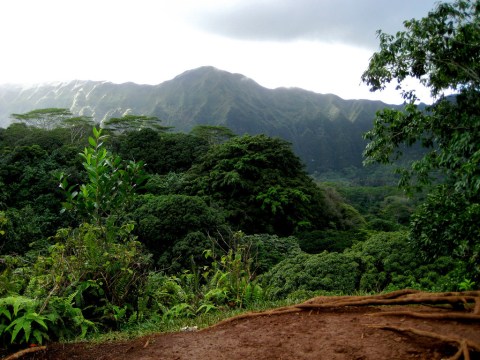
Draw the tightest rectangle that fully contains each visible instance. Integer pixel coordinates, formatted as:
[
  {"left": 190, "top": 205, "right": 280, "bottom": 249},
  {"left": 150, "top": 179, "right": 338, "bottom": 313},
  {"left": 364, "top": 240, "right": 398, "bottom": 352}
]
[{"left": 0, "top": 66, "right": 398, "bottom": 174}]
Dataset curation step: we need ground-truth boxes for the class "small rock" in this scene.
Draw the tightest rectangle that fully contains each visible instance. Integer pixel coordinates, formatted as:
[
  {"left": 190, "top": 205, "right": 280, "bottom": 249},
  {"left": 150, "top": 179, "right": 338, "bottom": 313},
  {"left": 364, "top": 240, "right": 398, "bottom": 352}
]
[{"left": 180, "top": 326, "right": 198, "bottom": 332}]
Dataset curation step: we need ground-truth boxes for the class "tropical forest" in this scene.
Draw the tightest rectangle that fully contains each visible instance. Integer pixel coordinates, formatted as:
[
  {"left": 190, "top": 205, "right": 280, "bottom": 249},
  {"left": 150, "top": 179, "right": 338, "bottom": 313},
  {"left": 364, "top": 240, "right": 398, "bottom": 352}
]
[{"left": 0, "top": 0, "right": 479, "bottom": 358}]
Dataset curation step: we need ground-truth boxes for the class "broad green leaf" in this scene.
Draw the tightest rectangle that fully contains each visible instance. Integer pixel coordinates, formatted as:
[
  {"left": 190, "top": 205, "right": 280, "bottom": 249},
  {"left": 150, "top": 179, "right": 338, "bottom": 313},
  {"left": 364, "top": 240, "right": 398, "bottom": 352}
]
[{"left": 88, "top": 136, "right": 96, "bottom": 147}]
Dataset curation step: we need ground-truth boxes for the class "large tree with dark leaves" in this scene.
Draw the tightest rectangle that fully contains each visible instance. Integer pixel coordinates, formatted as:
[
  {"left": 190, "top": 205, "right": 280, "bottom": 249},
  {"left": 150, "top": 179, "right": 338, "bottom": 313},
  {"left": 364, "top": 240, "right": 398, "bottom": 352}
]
[
  {"left": 186, "top": 134, "right": 351, "bottom": 236},
  {"left": 113, "top": 129, "right": 209, "bottom": 174},
  {"left": 361, "top": 0, "right": 479, "bottom": 271}
]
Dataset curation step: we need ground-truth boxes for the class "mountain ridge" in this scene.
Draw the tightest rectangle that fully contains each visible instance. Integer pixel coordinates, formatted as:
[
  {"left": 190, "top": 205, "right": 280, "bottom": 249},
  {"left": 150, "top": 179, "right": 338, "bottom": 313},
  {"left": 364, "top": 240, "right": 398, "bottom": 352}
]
[{"left": 0, "top": 66, "right": 397, "bottom": 173}]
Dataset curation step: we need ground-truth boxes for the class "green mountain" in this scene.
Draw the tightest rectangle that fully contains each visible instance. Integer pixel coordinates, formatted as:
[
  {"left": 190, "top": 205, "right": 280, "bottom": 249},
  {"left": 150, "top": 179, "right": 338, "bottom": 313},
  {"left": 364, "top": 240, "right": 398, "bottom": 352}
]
[{"left": 0, "top": 66, "right": 398, "bottom": 174}]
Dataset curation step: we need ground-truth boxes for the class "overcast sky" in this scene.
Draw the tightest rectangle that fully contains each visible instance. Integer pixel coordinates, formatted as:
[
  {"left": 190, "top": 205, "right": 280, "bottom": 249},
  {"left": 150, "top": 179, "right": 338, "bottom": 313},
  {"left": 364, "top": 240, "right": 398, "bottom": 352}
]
[{"left": 0, "top": 0, "right": 443, "bottom": 104}]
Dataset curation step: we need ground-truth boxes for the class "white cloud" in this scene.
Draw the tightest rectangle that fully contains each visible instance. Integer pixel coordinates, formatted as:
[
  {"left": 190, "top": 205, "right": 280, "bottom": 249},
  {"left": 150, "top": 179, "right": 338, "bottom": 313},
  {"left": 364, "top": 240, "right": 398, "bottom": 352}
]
[
  {"left": 190, "top": 0, "right": 440, "bottom": 48},
  {"left": 0, "top": 0, "right": 441, "bottom": 104}
]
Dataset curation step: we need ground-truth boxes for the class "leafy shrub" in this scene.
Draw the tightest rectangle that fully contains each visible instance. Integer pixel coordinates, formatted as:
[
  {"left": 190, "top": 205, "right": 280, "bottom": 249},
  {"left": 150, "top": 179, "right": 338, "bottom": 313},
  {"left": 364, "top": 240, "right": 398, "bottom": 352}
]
[
  {"left": 143, "top": 172, "right": 186, "bottom": 196},
  {"left": 345, "top": 231, "right": 472, "bottom": 292},
  {"left": 59, "top": 127, "right": 147, "bottom": 232},
  {"left": 0, "top": 296, "right": 49, "bottom": 347},
  {"left": 0, "top": 294, "right": 95, "bottom": 350},
  {"left": 132, "top": 194, "right": 227, "bottom": 269},
  {"left": 204, "top": 248, "right": 263, "bottom": 308},
  {"left": 239, "top": 233, "right": 301, "bottom": 274},
  {"left": 0, "top": 256, "right": 25, "bottom": 296},
  {"left": 157, "top": 232, "right": 216, "bottom": 274},
  {"left": 365, "top": 217, "right": 401, "bottom": 232},
  {"left": 297, "top": 229, "right": 367, "bottom": 254},
  {"left": 345, "top": 232, "right": 417, "bottom": 292},
  {"left": 22, "top": 223, "right": 151, "bottom": 329},
  {"left": 411, "top": 186, "right": 480, "bottom": 274},
  {"left": 261, "top": 252, "right": 359, "bottom": 299},
  {"left": 115, "top": 130, "right": 209, "bottom": 175},
  {"left": 137, "top": 245, "right": 264, "bottom": 322},
  {"left": 44, "top": 127, "right": 152, "bottom": 329},
  {"left": 44, "top": 295, "right": 96, "bottom": 340}
]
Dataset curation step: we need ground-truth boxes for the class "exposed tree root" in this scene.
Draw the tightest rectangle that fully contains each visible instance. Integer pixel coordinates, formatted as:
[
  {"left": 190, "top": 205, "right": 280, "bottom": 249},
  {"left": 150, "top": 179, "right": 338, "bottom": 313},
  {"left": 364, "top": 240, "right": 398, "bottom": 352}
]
[
  {"left": 451, "top": 341, "right": 471, "bottom": 360},
  {"left": 203, "top": 291, "right": 433, "bottom": 331},
  {"left": 4, "top": 346, "right": 47, "bottom": 360},
  {"left": 201, "top": 289, "right": 480, "bottom": 359},
  {"left": 423, "top": 291, "right": 480, "bottom": 298},
  {"left": 302, "top": 288, "right": 422, "bottom": 305},
  {"left": 369, "top": 325, "right": 480, "bottom": 360},
  {"left": 199, "top": 307, "right": 301, "bottom": 331},
  {"left": 296, "top": 295, "right": 478, "bottom": 310},
  {"left": 203, "top": 290, "right": 480, "bottom": 331},
  {"left": 369, "top": 310, "right": 480, "bottom": 322}
]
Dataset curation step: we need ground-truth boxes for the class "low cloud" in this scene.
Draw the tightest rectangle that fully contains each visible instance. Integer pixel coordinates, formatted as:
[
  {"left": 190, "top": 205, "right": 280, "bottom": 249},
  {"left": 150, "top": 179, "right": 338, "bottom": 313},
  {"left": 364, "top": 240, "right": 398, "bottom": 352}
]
[{"left": 191, "top": 0, "right": 441, "bottom": 49}]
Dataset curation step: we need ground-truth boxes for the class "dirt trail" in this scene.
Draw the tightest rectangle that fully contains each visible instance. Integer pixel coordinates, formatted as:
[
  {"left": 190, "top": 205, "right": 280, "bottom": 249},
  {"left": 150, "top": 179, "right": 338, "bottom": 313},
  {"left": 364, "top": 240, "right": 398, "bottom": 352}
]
[{"left": 13, "top": 290, "right": 480, "bottom": 360}]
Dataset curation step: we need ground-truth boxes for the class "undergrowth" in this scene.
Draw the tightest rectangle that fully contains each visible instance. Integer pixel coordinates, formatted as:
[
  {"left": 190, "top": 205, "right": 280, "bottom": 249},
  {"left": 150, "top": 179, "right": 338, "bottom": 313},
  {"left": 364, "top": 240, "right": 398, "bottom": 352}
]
[{"left": 73, "top": 295, "right": 324, "bottom": 343}]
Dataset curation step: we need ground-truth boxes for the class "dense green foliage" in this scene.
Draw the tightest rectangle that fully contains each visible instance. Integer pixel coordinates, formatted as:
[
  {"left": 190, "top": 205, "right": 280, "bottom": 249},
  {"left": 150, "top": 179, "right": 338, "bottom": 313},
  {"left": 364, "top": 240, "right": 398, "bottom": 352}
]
[
  {"left": 362, "top": 0, "right": 480, "bottom": 271},
  {"left": 0, "top": 125, "right": 87, "bottom": 254},
  {"left": 1, "top": 122, "right": 354, "bottom": 350},
  {"left": 1, "top": 118, "right": 432, "bottom": 351},
  {"left": 131, "top": 194, "right": 227, "bottom": 270},
  {"left": 113, "top": 129, "right": 209, "bottom": 174},
  {"left": 262, "top": 251, "right": 360, "bottom": 299},
  {"left": 346, "top": 232, "right": 467, "bottom": 292},
  {"left": 296, "top": 229, "right": 367, "bottom": 254},
  {"left": 330, "top": 183, "right": 421, "bottom": 231},
  {"left": 410, "top": 186, "right": 480, "bottom": 267},
  {"left": 238, "top": 233, "right": 301, "bottom": 274},
  {"left": 263, "top": 231, "right": 469, "bottom": 300},
  {"left": 0, "top": 112, "right": 475, "bottom": 353},
  {"left": 185, "top": 134, "right": 355, "bottom": 235}
]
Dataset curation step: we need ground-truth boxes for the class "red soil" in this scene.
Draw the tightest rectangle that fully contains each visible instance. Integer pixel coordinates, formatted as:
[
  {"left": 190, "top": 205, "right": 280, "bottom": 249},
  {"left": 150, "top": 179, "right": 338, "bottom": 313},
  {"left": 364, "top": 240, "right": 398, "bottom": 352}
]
[{"left": 12, "top": 291, "right": 480, "bottom": 360}]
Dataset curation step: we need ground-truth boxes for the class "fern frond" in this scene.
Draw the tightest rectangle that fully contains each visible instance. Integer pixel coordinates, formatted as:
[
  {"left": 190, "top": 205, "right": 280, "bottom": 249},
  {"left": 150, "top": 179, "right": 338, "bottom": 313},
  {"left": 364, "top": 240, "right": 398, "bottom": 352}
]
[
  {"left": 33, "top": 328, "right": 50, "bottom": 344},
  {"left": 0, "top": 307, "right": 11, "bottom": 321}
]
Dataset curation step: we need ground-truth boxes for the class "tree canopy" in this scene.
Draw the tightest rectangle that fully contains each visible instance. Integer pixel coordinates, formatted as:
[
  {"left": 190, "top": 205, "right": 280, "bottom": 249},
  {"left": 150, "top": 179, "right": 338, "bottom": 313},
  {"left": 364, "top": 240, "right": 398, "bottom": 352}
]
[
  {"left": 190, "top": 125, "right": 236, "bottom": 145},
  {"left": 114, "top": 129, "right": 209, "bottom": 174},
  {"left": 361, "top": 0, "right": 480, "bottom": 267},
  {"left": 11, "top": 108, "right": 74, "bottom": 131},
  {"left": 185, "top": 134, "right": 353, "bottom": 235},
  {"left": 102, "top": 114, "right": 171, "bottom": 134}
]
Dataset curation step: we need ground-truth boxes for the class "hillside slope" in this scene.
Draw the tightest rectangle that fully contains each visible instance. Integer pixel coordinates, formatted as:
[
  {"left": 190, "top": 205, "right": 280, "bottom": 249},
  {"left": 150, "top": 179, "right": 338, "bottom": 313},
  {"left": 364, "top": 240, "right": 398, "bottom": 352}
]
[{"left": 0, "top": 67, "right": 398, "bottom": 173}]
